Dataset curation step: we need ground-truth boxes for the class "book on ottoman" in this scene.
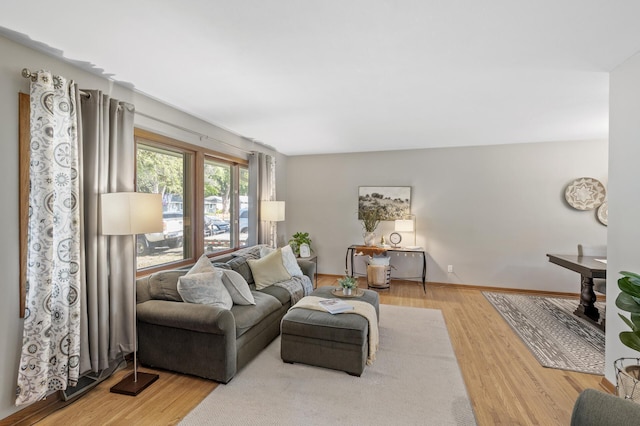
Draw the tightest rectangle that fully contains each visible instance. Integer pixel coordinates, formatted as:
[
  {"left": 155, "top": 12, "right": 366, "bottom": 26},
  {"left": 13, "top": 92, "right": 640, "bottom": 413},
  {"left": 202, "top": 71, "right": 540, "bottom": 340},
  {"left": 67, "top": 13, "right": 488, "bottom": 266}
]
[{"left": 318, "top": 298, "right": 354, "bottom": 314}]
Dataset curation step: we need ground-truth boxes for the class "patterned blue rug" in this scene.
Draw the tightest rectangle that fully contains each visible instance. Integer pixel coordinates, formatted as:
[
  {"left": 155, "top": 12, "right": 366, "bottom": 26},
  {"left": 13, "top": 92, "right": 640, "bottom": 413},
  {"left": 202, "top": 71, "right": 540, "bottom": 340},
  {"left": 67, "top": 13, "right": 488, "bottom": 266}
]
[{"left": 483, "top": 292, "right": 605, "bottom": 375}]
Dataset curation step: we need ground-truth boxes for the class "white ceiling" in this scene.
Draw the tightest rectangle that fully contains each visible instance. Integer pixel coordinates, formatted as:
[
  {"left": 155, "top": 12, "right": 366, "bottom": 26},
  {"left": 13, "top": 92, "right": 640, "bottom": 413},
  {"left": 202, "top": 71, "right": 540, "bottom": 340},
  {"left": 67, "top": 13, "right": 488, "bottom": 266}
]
[{"left": 2, "top": 1, "right": 640, "bottom": 156}]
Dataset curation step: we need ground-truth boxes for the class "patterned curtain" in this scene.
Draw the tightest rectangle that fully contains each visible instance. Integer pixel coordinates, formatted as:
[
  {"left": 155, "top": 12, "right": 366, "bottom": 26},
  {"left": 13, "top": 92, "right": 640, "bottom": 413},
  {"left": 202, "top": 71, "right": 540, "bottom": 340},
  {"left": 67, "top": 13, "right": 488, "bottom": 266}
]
[{"left": 16, "top": 71, "right": 82, "bottom": 405}]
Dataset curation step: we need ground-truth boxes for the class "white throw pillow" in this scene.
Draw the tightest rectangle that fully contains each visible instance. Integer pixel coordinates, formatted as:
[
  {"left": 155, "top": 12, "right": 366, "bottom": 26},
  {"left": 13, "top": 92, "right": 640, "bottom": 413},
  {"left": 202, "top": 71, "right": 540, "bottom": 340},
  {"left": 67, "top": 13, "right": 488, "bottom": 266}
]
[
  {"left": 187, "top": 253, "right": 217, "bottom": 275},
  {"left": 219, "top": 268, "right": 256, "bottom": 305},
  {"left": 281, "top": 245, "right": 303, "bottom": 277},
  {"left": 177, "top": 270, "right": 233, "bottom": 309},
  {"left": 260, "top": 245, "right": 303, "bottom": 277}
]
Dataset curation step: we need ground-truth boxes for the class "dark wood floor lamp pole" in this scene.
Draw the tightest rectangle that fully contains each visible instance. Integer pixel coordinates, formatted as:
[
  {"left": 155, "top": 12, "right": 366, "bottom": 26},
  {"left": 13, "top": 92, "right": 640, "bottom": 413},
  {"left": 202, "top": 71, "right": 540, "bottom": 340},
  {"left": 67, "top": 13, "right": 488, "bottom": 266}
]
[{"left": 101, "top": 192, "right": 163, "bottom": 396}]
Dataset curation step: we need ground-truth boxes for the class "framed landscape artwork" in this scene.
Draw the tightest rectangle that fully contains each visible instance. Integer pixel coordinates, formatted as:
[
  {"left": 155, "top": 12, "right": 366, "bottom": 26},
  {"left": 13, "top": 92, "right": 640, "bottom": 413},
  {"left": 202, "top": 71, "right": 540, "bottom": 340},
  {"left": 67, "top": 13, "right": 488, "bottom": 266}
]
[{"left": 358, "top": 186, "right": 411, "bottom": 221}]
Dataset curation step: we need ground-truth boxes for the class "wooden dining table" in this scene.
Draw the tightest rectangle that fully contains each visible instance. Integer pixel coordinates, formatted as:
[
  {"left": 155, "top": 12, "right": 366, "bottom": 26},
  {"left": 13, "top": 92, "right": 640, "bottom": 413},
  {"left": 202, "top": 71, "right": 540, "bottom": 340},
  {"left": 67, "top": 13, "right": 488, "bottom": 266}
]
[{"left": 546, "top": 254, "right": 607, "bottom": 330}]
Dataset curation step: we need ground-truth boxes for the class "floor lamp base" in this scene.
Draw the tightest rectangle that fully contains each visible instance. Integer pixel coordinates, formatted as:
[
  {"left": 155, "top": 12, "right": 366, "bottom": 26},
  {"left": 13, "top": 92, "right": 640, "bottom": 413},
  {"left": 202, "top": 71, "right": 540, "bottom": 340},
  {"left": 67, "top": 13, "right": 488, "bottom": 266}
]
[{"left": 110, "top": 371, "right": 159, "bottom": 396}]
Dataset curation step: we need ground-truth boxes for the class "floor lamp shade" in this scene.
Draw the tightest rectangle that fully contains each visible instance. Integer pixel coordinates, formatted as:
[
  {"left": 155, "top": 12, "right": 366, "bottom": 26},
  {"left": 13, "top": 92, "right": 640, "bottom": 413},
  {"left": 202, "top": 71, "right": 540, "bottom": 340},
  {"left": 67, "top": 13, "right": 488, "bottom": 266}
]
[
  {"left": 101, "top": 192, "right": 163, "bottom": 235},
  {"left": 100, "top": 192, "right": 162, "bottom": 396},
  {"left": 261, "top": 201, "right": 285, "bottom": 222}
]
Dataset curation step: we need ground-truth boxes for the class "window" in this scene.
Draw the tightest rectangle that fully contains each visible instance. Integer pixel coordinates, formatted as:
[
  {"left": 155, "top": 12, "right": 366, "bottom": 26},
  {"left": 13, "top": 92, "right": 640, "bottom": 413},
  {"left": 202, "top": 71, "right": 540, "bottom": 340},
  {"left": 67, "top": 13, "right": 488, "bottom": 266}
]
[
  {"left": 136, "top": 142, "right": 193, "bottom": 270},
  {"left": 135, "top": 129, "right": 249, "bottom": 272}
]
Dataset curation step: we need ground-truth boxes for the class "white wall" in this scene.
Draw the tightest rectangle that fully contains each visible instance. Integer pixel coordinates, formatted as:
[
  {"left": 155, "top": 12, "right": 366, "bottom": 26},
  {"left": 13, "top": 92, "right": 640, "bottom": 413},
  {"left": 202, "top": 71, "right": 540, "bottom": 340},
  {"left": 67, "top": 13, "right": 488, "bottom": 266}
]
[
  {"left": 605, "top": 51, "right": 640, "bottom": 384},
  {"left": 0, "top": 35, "right": 282, "bottom": 420},
  {"left": 286, "top": 140, "right": 608, "bottom": 291}
]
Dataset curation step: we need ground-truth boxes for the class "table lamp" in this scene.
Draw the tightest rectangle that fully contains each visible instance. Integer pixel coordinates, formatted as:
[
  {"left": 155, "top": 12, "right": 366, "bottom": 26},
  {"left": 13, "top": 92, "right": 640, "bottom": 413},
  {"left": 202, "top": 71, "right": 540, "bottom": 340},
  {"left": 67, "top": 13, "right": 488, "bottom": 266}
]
[{"left": 395, "top": 215, "right": 417, "bottom": 248}]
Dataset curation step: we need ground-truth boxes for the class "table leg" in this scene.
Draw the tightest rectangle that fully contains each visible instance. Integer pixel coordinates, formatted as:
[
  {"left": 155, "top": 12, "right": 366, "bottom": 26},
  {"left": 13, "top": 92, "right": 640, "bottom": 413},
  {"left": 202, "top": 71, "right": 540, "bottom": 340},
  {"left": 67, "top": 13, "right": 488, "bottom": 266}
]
[
  {"left": 574, "top": 275, "right": 601, "bottom": 326},
  {"left": 421, "top": 252, "right": 426, "bottom": 293}
]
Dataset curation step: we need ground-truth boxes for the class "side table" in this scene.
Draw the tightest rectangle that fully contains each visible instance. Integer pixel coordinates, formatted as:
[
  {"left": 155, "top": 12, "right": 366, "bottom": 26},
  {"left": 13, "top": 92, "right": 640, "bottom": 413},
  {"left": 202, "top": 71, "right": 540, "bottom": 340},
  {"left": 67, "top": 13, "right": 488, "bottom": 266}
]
[
  {"left": 345, "top": 245, "right": 427, "bottom": 293},
  {"left": 299, "top": 254, "right": 318, "bottom": 288}
]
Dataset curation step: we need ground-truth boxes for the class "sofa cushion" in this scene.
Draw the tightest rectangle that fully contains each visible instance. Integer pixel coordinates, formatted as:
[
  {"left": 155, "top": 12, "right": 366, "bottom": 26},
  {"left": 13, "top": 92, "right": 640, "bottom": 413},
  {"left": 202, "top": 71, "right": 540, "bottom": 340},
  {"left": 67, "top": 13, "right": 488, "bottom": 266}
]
[
  {"left": 212, "top": 262, "right": 231, "bottom": 270},
  {"left": 257, "top": 284, "right": 291, "bottom": 305},
  {"left": 231, "top": 244, "right": 266, "bottom": 260},
  {"left": 149, "top": 270, "right": 188, "bottom": 301},
  {"left": 226, "top": 256, "right": 254, "bottom": 284},
  {"left": 220, "top": 269, "right": 255, "bottom": 305},
  {"left": 231, "top": 292, "right": 282, "bottom": 337},
  {"left": 177, "top": 271, "right": 233, "bottom": 309},
  {"left": 247, "top": 249, "right": 291, "bottom": 290}
]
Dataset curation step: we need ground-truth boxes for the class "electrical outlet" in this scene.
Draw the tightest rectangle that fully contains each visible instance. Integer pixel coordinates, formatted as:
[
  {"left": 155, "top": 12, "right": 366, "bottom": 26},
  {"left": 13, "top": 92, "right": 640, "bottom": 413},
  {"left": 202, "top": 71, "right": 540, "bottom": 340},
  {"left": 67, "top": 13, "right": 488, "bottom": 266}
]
[{"left": 447, "top": 265, "right": 453, "bottom": 273}]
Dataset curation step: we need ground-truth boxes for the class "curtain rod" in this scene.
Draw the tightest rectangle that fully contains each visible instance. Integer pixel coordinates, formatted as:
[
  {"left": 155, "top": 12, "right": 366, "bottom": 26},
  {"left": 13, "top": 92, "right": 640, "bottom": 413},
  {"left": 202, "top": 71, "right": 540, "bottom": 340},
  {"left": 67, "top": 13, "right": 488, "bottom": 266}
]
[
  {"left": 21, "top": 68, "right": 90, "bottom": 98},
  {"left": 22, "top": 68, "right": 260, "bottom": 155},
  {"left": 135, "top": 110, "right": 254, "bottom": 155}
]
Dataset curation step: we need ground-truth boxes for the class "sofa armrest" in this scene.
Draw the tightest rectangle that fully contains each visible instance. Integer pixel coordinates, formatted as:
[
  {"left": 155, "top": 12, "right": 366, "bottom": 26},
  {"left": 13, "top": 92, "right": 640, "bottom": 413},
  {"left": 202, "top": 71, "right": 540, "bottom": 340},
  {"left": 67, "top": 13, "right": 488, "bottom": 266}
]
[
  {"left": 137, "top": 300, "right": 235, "bottom": 336},
  {"left": 297, "top": 259, "right": 316, "bottom": 281},
  {"left": 136, "top": 275, "right": 153, "bottom": 303},
  {"left": 571, "top": 389, "right": 640, "bottom": 426}
]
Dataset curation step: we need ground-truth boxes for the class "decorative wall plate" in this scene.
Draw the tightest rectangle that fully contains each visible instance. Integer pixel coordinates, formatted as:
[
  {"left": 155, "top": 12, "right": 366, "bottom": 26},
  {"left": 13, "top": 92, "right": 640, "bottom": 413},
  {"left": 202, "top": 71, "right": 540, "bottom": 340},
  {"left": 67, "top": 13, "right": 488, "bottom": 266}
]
[
  {"left": 564, "top": 177, "right": 606, "bottom": 211},
  {"left": 597, "top": 200, "right": 608, "bottom": 226}
]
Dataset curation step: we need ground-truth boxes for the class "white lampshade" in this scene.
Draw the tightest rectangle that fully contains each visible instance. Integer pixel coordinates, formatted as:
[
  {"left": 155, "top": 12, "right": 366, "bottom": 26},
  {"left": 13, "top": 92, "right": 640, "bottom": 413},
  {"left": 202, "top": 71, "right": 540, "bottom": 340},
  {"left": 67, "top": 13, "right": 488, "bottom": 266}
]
[
  {"left": 101, "top": 192, "right": 163, "bottom": 235},
  {"left": 261, "top": 201, "right": 285, "bottom": 222},
  {"left": 395, "top": 219, "right": 414, "bottom": 233}
]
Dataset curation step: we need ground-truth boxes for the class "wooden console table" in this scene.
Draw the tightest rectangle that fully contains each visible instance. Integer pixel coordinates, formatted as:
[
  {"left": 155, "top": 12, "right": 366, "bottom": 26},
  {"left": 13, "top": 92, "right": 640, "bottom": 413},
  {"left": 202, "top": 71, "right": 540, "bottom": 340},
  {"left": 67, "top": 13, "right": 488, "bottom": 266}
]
[
  {"left": 346, "top": 245, "right": 427, "bottom": 293},
  {"left": 546, "top": 254, "right": 606, "bottom": 330}
]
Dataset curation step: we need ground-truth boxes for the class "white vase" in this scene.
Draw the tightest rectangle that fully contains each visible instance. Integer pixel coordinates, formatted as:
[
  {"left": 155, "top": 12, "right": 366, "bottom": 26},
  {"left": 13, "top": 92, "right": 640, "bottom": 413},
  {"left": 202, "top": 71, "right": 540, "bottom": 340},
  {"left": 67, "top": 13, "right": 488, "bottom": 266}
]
[
  {"left": 343, "top": 287, "right": 353, "bottom": 296},
  {"left": 363, "top": 232, "right": 376, "bottom": 246}
]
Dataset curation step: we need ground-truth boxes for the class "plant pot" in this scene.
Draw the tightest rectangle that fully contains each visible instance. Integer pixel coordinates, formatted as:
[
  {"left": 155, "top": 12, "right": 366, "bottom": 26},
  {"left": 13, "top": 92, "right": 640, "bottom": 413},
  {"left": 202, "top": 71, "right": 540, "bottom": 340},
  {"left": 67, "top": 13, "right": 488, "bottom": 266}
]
[
  {"left": 615, "top": 358, "right": 640, "bottom": 403},
  {"left": 363, "top": 232, "right": 376, "bottom": 247},
  {"left": 342, "top": 287, "right": 353, "bottom": 296}
]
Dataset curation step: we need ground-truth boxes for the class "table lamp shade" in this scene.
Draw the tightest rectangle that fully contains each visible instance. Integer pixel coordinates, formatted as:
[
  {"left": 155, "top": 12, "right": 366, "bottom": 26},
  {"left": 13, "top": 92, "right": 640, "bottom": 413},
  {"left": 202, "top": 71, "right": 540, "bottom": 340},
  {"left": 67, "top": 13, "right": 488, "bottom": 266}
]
[
  {"left": 101, "top": 192, "right": 163, "bottom": 235},
  {"left": 395, "top": 219, "right": 414, "bottom": 233},
  {"left": 261, "top": 201, "right": 285, "bottom": 222}
]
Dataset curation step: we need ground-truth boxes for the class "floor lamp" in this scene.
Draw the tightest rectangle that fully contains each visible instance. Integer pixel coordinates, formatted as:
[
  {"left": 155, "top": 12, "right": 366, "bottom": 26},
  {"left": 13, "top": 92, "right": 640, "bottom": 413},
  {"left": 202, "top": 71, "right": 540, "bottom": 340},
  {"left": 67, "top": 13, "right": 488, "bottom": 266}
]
[
  {"left": 261, "top": 200, "right": 285, "bottom": 248},
  {"left": 101, "top": 192, "right": 163, "bottom": 396}
]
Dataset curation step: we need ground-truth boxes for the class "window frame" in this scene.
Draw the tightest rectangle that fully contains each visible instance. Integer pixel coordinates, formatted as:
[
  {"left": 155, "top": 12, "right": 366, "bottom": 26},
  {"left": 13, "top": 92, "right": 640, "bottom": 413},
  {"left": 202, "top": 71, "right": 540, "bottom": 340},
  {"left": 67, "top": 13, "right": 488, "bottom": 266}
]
[{"left": 134, "top": 128, "right": 248, "bottom": 275}]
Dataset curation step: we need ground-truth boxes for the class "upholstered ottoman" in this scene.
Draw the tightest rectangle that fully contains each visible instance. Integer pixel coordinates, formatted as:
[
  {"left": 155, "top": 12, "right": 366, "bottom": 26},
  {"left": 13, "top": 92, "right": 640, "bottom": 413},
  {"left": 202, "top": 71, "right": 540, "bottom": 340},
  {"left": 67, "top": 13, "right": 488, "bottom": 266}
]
[{"left": 280, "top": 287, "right": 379, "bottom": 376}]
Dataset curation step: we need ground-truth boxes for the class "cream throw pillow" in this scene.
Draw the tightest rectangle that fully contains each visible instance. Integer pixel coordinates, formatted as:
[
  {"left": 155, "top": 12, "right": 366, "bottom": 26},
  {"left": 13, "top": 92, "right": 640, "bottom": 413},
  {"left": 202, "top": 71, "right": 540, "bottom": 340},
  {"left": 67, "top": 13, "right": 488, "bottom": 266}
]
[
  {"left": 219, "top": 268, "right": 255, "bottom": 305},
  {"left": 260, "top": 245, "right": 303, "bottom": 277},
  {"left": 247, "top": 248, "right": 291, "bottom": 290},
  {"left": 177, "top": 270, "right": 233, "bottom": 309}
]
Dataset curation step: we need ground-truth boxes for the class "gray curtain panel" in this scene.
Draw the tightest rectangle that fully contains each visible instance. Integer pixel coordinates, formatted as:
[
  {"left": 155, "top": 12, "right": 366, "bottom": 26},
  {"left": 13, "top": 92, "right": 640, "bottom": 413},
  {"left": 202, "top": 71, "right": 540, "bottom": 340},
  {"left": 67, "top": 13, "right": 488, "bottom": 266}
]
[
  {"left": 248, "top": 152, "right": 276, "bottom": 246},
  {"left": 79, "top": 91, "right": 136, "bottom": 373}
]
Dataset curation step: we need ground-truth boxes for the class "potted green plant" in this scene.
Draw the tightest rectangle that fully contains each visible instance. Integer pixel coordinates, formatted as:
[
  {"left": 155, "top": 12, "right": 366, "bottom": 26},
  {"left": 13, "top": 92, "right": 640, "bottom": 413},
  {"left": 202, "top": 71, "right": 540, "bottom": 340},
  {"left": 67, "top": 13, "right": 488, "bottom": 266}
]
[
  {"left": 359, "top": 206, "right": 382, "bottom": 246},
  {"left": 617, "top": 271, "right": 640, "bottom": 351},
  {"left": 288, "top": 232, "right": 312, "bottom": 256},
  {"left": 337, "top": 273, "right": 358, "bottom": 296},
  {"left": 615, "top": 271, "right": 640, "bottom": 402}
]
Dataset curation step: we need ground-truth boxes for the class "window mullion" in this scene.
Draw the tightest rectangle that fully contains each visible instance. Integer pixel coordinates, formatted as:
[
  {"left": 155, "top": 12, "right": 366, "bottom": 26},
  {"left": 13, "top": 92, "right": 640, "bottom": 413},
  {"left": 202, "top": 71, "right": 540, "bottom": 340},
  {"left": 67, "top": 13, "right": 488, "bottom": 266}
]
[{"left": 194, "top": 151, "right": 205, "bottom": 258}]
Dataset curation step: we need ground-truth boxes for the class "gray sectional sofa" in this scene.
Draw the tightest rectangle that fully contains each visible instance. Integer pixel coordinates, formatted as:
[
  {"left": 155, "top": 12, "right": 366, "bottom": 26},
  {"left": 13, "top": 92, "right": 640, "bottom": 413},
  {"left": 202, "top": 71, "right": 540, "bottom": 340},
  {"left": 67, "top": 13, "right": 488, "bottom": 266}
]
[{"left": 135, "top": 249, "right": 316, "bottom": 383}]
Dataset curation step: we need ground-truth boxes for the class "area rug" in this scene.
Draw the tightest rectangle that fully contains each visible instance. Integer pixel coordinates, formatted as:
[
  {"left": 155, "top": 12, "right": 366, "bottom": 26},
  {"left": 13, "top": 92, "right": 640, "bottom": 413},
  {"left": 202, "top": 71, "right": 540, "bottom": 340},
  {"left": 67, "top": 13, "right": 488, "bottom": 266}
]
[
  {"left": 180, "top": 305, "right": 477, "bottom": 426},
  {"left": 483, "top": 292, "right": 605, "bottom": 375}
]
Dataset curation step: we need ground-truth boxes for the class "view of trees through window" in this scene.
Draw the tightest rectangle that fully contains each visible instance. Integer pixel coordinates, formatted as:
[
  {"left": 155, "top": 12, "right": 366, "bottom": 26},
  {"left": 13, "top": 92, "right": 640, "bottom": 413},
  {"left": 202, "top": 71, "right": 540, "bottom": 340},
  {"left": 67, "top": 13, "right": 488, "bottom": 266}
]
[
  {"left": 134, "top": 130, "right": 250, "bottom": 272},
  {"left": 136, "top": 143, "right": 191, "bottom": 270},
  {"left": 203, "top": 159, "right": 250, "bottom": 254}
]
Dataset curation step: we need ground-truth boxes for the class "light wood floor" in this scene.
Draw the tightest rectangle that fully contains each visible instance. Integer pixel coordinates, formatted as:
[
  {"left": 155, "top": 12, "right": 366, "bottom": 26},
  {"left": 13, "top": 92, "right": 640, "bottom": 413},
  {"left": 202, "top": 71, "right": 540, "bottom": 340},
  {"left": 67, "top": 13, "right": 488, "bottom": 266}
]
[{"left": 31, "top": 276, "right": 604, "bottom": 426}]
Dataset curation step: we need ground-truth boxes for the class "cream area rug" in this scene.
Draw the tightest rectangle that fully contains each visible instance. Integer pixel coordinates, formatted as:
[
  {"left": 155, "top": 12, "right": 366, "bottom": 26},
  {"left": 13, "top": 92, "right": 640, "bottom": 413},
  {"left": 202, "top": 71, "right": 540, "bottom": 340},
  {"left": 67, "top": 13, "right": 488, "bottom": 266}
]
[{"left": 180, "top": 304, "right": 477, "bottom": 426}]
